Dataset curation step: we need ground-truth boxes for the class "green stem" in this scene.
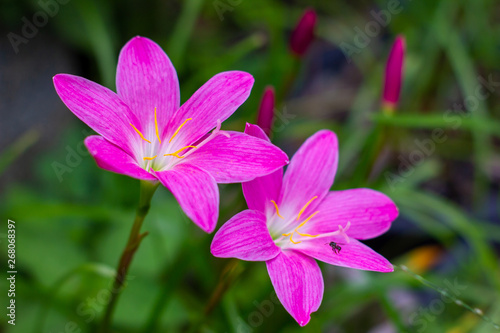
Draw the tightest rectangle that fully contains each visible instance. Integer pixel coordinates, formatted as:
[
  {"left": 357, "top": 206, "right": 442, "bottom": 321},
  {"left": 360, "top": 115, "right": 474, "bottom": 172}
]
[
  {"left": 99, "top": 180, "right": 158, "bottom": 333},
  {"left": 143, "top": 250, "right": 190, "bottom": 332},
  {"left": 188, "top": 259, "right": 242, "bottom": 333}
]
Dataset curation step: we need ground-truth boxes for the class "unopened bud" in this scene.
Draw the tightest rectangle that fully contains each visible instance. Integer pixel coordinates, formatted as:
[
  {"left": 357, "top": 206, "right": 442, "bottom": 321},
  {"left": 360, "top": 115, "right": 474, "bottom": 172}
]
[
  {"left": 289, "top": 8, "right": 317, "bottom": 57},
  {"left": 382, "top": 35, "right": 405, "bottom": 112},
  {"left": 256, "top": 86, "right": 275, "bottom": 136}
]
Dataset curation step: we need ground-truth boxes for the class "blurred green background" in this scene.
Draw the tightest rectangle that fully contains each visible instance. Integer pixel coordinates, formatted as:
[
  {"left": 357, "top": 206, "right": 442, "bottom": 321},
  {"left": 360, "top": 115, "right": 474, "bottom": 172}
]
[{"left": 1, "top": 0, "right": 500, "bottom": 332}]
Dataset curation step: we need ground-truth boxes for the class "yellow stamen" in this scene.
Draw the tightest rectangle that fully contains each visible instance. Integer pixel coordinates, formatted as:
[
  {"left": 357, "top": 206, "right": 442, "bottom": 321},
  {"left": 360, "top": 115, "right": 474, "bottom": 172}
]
[
  {"left": 296, "top": 211, "right": 320, "bottom": 230},
  {"left": 282, "top": 233, "right": 301, "bottom": 244},
  {"left": 169, "top": 118, "right": 192, "bottom": 143},
  {"left": 295, "top": 230, "right": 319, "bottom": 237},
  {"left": 289, "top": 234, "right": 301, "bottom": 244},
  {"left": 270, "top": 200, "right": 284, "bottom": 219},
  {"left": 143, "top": 155, "right": 157, "bottom": 160},
  {"left": 297, "top": 196, "right": 318, "bottom": 220},
  {"left": 130, "top": 123, "right": 151, "bottom": 143},
  {"left": 281, "top": 211, "right": 320, "bottom": 245},
  {"left": 164, "top": 145, "right": 197, "bottom": 158},
  {"left": 154, "top": 107, "right": 161, "bottom": 144}
]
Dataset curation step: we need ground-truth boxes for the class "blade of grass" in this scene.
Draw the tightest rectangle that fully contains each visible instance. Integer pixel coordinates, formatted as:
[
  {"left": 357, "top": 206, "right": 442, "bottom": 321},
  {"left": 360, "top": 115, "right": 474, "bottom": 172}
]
[
  {"left": 391, "top": 188, "right": 500, "bottom": 292},
  {"left": 166, "top": 0, "right": 204, "bottom": 72},
  {"left": 74, "top": 0, "right": 117, "bottom": 88},
  {"left": 433, "top": 0, "right": 492, "bottom": 204},
  {"left": 372, "top": 113, "right": 500, "bottom": 134},
  {"left": 0, "top": 128, "right": 39, "bottom": 175}
]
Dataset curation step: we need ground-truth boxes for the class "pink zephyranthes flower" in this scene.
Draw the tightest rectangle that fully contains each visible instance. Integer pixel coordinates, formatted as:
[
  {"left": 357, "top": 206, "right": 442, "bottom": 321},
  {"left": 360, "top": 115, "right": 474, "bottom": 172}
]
[
  {"left": 53, "top": 36, "right": 288, "bottom": 233},
  {"left": 382, "top": 35, "right": 405, "bottom": 111},
  {"left": 211, "top": 125, "right": 398, "bottom": 325}
]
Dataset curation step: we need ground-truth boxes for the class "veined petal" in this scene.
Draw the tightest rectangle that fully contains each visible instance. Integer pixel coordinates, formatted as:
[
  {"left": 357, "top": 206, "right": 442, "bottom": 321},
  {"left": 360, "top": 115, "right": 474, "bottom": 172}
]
[
  {"left": 116, "top": 36, "right": 180, "bottom": 134},
  {"left": 183, "top": 130, "right": 288, "bottom": 183},
  {"left": 85, "top": 136, "right": 156, "bottom": 181},
  {"left": 53, "top": 74, "right": 140, "bottom": 155},
  {"left": 307, "top": 189, "right": 398, "bottom": 240},
  {"left": 154, "top": 164, "right": 219, "bottom": 233},
  {"left": 266, "top": 250, "right": 323, "bottom": 326},
  {"left": 242, "top": 124, "right": 283, "bottom": 216},
  {"left": 211, "top": 210, "right": 281, "bottom": 261},
  {"left": 166, "top": 71, "right": 254, "bottom": 145},
  {"left": 295, "top": 237, "right": 394, "bottom": 272},
  {"left": 279, "top": 130, "right": 338, "bottom": 219}
]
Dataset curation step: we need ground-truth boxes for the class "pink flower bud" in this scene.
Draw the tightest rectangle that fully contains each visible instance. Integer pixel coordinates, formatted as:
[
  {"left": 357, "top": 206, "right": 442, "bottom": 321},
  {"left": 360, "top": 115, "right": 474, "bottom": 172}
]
[
  {"left": 256, "top": 86, "right": 275, "bottom": 136},
  {"left": 382, "top": 35, "right": 405, "bottom": 111},
  {"left": 290, "top": 9, "right": 317, "bottom": 57}
]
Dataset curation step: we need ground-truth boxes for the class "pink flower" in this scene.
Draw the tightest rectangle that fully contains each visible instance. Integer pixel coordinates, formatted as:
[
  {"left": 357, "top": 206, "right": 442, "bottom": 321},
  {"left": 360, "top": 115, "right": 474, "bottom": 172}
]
[
  {"left": 289, "top": 8, "right": 317, "bottom": 57},
  {"left": 256, "top": 86, "right": 275, "bottom": 136},
  {"left": 211, "top": 125, "right": 398, "bottom": 325},
  {"left": 53, "top": 36, "right": 288, "bottom": 233},
  {"left": 382, "top": 35, "right": 405, "bottom": 110}
]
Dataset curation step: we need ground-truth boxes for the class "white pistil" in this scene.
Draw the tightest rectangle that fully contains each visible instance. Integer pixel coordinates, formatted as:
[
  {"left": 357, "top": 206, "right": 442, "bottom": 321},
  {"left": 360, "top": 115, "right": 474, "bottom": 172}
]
[
  {"left": 311, "top": 221, "right": 351, "bottom": 243},
  {"left": 274, "top": 221, "right": 351, "bottom": 247}
]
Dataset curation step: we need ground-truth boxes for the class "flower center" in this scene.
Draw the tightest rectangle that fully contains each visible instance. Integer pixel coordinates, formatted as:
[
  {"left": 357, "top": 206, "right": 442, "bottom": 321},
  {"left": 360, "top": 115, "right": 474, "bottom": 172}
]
[
  {"left": 270, "top": 197, "right": 351, "bottom": 247},
  {"left": 129, "top": 108, "right": 228, "bottom": 172}
]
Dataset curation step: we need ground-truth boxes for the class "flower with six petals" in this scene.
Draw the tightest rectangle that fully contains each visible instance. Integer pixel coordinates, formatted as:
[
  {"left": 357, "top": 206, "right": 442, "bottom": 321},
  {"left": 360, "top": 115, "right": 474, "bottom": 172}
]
[
  {"left": 53, "top": 36, "right": 289, "bottom": 233},
  {"left": 211, "top": 125, "right": 398, "bottom": 325}
]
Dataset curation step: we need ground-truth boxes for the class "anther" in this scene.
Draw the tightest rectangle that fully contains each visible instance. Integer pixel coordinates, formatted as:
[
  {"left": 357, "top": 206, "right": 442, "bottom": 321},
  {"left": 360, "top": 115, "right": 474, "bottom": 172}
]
[
  {"left": 271, "top": 200, "right": 284, "bottom": 219},
  {"left": 169, "top": 118, "right": 192, "bottom": 143},
  {"left": 297, "top": 196, "right": 318, "bottom": 220},
  {"left": 130, "top": 123, "right": 151, "bottom": 143},
  {"left": 154, "top": 107, "right": 161, "bottom": 144},
  {"left": 164, "top": 145, "right": 197, "bottom": 158}
]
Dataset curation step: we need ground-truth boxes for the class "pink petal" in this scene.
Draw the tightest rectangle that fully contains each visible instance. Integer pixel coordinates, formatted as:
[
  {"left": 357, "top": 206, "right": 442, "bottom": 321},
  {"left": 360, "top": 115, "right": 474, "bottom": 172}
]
[
  {"left": 279, "top": 130, "right": 338, "bottom": 220},
  {"left": 242, "top": 124, "right": 283, "bottom": 216},
  {"left": 308, "top": 189, "right": 398, "bottom": 240},
  {"left": 166, "top": 71, "right": 254, "bottom": 145},
  {"left": 266, "top": 250, "right": 323, "bottom": 326},
  {"left": 116, "top": 36, "right": 180, "bottom": 133},
  {"left": 53, "top": 74, "right": 141, "bottom": 156},
  {"left": 211, "top": 210, "right": 281, "bottom": 261},
  {"left": 243, "top": 123, "right": 270, "bottom": 141},
  {"left": 295, "top": 237, "right": 394, "bottom": 273},
  {"left": 182, "top": 130, "right": 288, "bottom": 183},
  {"left": 154, "top": 164, "right": 219, "bottom": 233},
  {"left": 85, "top": 135, "right": 156, "bottom": 181},
  {"left": 382, "top": 35, "right": 405, "bottom": 109}
]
